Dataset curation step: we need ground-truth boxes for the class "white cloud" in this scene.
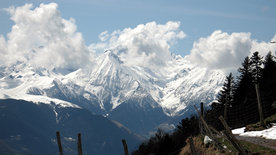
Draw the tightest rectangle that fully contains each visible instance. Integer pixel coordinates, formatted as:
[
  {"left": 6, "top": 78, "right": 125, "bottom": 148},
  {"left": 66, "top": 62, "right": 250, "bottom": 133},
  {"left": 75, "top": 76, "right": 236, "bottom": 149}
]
[
  {"left": 2, "top": 3, "right": 274, "bottom": 75},
  {"left": 187, "top": 30, "right": 276, "bottom": 74},
  {"left": 0, "top": 3, "right": 90, "bottom": 69},
  {"left": 89, "top": 21, "right": 186, "bottom": 71},
  {"left": 98, "top": 31, "right": 109, "bottom": 42},
  {"left": 251, "top": 35, "right": 276, "bottom": 57}
]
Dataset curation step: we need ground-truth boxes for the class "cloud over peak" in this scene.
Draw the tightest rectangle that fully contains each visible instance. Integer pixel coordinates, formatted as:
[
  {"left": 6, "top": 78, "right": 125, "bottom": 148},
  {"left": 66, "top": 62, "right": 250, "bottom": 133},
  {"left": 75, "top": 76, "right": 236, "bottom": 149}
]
[
  {"left": 1, "top": 2, "right": 275, "bottom": 76},
  {"left": 0, "top": 3, "right": 90, "bottom": 69},
  {"left": 90, "top": 21, "right": 186, "bottom": 71}
]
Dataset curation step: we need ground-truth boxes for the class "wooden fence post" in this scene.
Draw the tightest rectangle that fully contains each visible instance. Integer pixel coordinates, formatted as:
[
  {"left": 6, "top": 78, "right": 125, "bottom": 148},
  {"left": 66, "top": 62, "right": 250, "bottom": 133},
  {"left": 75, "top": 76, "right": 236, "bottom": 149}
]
[
  {"left": 224, "top": 94, "right": 228, "bottom": 123},
  {"left": 78, "top": 133, "right": 83, "bottom": 155},
  {"left": 194, "top": 105, "right": 214, "bottom": 139},
  {"left": 224, "top": 103, "right": 228, "bottom": 123},
  {"left": 200, "top": 102, "right": 204, "bottom": 118},
  {"left": 219, "top": 116, "right": 246, "bottom": 155},
  {"left": 122, "top": 139, "right": 129, "bottom": 155},
  {"left": 255, "top": 84, "right": 265, "bottom": 127},
  {"left": 56, "top": 131, "right": 63, "bottom": 155},
  {"left": 188, "top": 137, "right": 197, "bottom": 155},
  {"left": 199, "top": 102, "right": 204, "bottom": 135},
  {"left": 193, "top": 105, "right": 223, "bottom": 151}
]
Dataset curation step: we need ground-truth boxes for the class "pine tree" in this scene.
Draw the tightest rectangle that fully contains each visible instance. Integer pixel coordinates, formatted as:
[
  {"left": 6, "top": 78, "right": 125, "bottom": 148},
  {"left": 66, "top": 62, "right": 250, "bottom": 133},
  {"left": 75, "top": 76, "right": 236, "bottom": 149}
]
[
  {"left": 260, "top": 52, "right": 276, "bottom": 117},
  {"left": 237, "top": 56, "right": 252, "bottom": 81},
  {"left": 217, "top": 73, "right": 234, "bottom": 122},
  {"left": 263, "top": 51, "right": 276, "bottom": 76},
  {"left": 231, "top": 56, "right": 256, "bottom": 127},
  {"left": 250, "top": 51, "right": 265, "bottom": 126},
  {"left": 250, "top": 51, "right": 263, "bottom": 84},
  {"left": 218, "top": 73, "right": 235, "bottom": 106},
  {"left": 234, "top": 56, "right": 254, "bottom": 105}
]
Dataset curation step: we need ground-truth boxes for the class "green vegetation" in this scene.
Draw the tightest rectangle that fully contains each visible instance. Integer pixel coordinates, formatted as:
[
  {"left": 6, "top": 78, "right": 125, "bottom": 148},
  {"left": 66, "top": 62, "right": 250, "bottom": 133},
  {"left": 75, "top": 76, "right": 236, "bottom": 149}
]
[
  {"left": 264, "top": 113, "right": 276, "bottom": 124},
  {"left": 217, "top": 136, "right": 276, "bottom": 154},
  {"left": 132, "top": 116, "right": 200, "bottom": 155},
  {"left": 245, "top": 122, "right": 267, "bottom": 131},
  {"left": 246, "top": 113, "right": 276, "bottom": 131},
  {"left": 179, "top": 136, "right": 276, "bottom": 155},
  {"left": 180, "top": 136, "right": 234, "bottom": 155},
  {"left": 133, "top": 52, "right": 276, "bottom": 154},
  {"left": 205, "top": 51, "right": 276, "bottom": 129},
  {"left": 240, "top": 140, "right": 276, "bottom": 154}
]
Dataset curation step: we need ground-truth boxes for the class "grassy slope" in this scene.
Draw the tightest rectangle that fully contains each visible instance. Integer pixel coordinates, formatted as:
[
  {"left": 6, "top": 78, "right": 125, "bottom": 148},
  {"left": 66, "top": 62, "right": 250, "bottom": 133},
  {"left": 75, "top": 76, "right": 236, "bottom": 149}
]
[
  {"left": 246, "top": 113, "right": 276, "bottom": 131},
  {"left": 179, "top": 135, "right": 276, "bottom": 155}
]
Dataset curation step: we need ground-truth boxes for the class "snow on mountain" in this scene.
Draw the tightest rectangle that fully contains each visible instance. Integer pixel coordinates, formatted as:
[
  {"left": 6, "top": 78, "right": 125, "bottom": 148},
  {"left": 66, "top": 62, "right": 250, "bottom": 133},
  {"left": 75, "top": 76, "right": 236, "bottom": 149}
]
[
  {"left": 0, "top": 50, "right": 225, "bottom": 117},
  {"left": 161, "top": 56, "right": 225, "bottom": 116},
  {"left": 0, "top": 63, "right": 78, "bottom": 108}
]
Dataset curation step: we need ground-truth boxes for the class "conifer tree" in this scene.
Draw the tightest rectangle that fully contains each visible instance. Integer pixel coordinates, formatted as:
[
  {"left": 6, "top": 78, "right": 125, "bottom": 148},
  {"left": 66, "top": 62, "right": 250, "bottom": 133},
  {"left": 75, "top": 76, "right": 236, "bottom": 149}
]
[
  {"left": 263, "top": 52, "right": 276, "bottom": 76},
  {"left": 217, "top": 73, "right": 235, "bottom": 122},
  {"left": 218, "top": 73, "right": 234, "bottom": 106},
  {"left": 234, "top": 56, "right": 254, "bottom": 105},
  {"left": 250, "top": 51, "right": 265, "bottom": 126},
  {"left": 250, "top": 51, "right": 263, "bottom": 84},
  {"left": 260, "top": 52, "right": 276, "bottom": 117},
  {"left": 237, "top": 56, "right": 252, "bottom": 81},
  {"left": 231, "top": 56, "right": 257, "bottom": 127}
]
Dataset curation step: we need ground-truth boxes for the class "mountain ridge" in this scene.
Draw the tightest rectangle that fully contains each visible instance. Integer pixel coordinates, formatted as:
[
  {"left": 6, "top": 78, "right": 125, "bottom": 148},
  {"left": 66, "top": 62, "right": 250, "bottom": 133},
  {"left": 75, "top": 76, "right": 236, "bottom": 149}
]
[{"left": 0, "top": 50, "right": 225, "bottom": 134}]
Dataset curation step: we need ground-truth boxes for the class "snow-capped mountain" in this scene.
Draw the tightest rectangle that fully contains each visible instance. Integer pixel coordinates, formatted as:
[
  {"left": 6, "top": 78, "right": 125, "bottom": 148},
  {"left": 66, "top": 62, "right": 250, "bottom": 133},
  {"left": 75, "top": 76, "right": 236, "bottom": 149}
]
[{"left": 0, "top": 50, "right": 225, "bottom": 134}]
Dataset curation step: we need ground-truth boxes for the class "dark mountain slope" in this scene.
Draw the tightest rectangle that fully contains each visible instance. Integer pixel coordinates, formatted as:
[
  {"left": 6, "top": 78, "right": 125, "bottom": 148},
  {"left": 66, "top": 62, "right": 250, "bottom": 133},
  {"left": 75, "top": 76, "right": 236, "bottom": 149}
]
[{"left": 0, "top": 99, "right": 140, "bottom": 155}]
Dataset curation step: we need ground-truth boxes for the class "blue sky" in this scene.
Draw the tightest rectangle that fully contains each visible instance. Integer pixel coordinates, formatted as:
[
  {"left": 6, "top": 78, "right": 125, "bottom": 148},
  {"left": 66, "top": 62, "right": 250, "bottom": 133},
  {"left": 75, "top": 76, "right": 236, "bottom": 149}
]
[{"left": 0, "top": 0, "right": 276, "bottom": 56}]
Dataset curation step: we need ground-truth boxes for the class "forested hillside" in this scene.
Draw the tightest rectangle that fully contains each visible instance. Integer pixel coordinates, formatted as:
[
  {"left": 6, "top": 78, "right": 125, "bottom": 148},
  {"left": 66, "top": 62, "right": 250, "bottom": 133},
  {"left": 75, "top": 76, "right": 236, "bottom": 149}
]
[{"left": 132, "top": 51, "right": 276, "bottom": 155}]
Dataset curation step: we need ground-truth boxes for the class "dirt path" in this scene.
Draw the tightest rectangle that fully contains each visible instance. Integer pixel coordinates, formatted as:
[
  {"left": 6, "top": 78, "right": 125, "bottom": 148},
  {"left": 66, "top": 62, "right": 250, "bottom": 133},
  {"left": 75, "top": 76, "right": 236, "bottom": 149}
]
[{"left": 235, "top": 135, "right": 276, "bottom": 150}]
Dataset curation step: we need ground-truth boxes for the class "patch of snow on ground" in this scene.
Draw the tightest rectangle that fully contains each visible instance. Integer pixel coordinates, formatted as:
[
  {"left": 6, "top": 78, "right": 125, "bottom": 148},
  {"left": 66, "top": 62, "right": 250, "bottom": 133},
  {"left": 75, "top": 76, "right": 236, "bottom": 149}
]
[
  {"left": 232, "top": 127, "right": 246, "bottom": 134},
  {"left": 232, "top": 125, "right": 276, "bottom": 140}
]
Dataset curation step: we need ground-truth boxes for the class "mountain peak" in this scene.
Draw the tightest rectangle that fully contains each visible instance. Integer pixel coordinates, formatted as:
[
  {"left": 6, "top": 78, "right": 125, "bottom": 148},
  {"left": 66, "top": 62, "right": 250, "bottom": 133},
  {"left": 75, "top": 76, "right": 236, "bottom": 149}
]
[
  {"left": 103, "top": 50, "right": 123, "bottom": 64},
  {"left": 0, "top": 50, "right": 225, "bottom": 119}
]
